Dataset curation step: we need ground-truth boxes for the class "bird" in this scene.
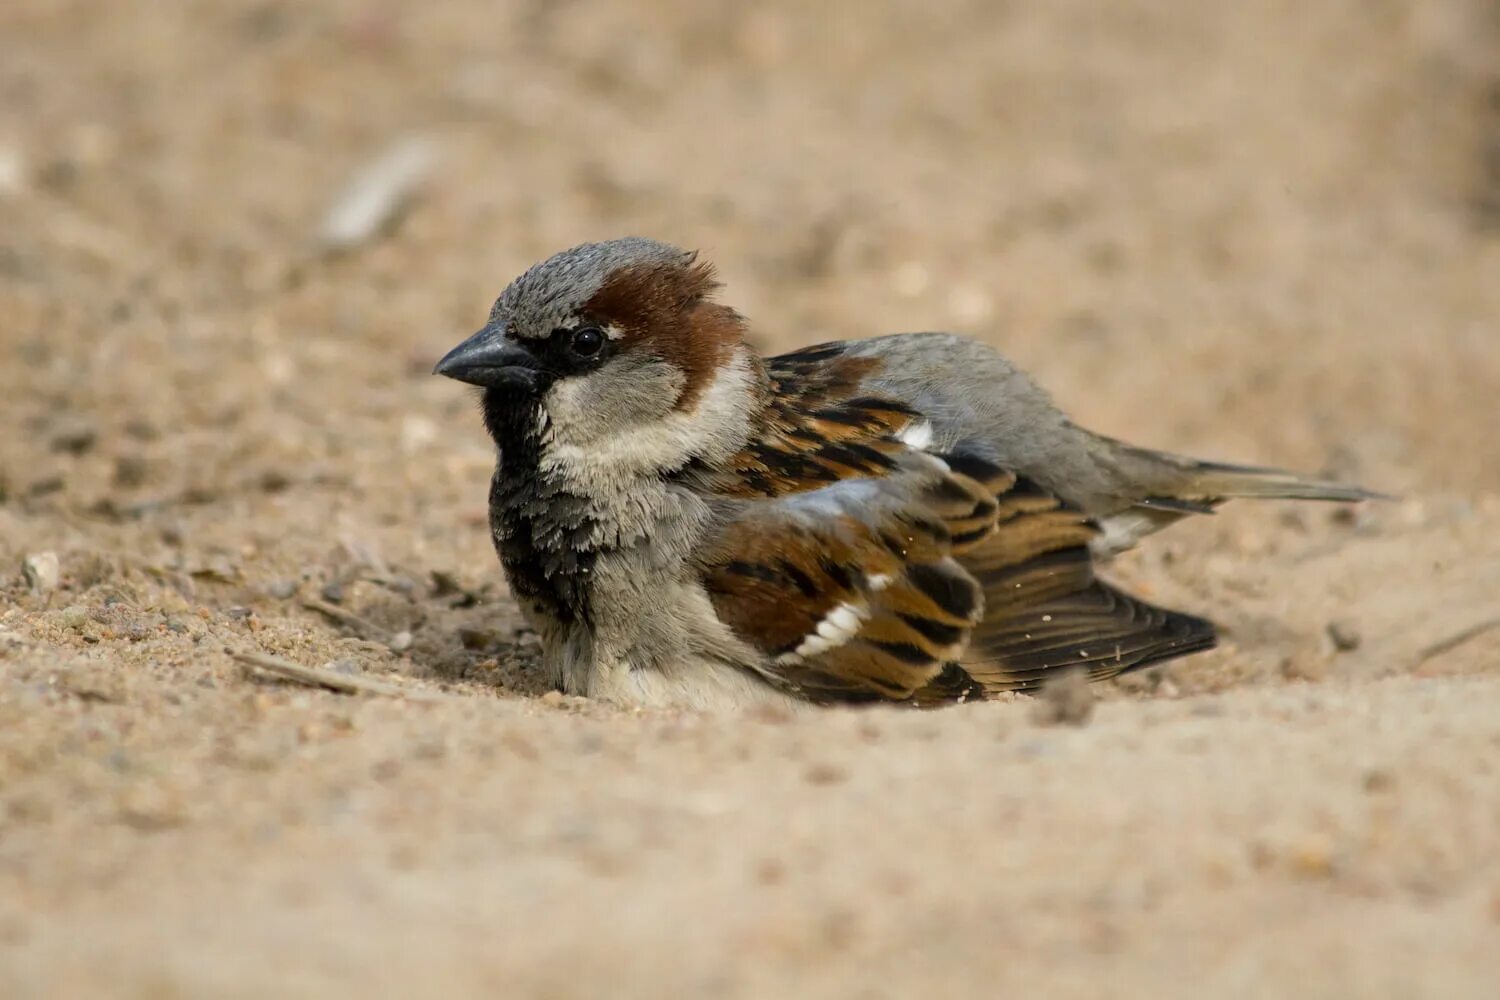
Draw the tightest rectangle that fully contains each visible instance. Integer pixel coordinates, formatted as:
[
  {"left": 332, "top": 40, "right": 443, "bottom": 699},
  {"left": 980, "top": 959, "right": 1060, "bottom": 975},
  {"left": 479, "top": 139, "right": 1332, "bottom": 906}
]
[{"left": 434, "top": 237, "right": 1376, "bottom": 710}]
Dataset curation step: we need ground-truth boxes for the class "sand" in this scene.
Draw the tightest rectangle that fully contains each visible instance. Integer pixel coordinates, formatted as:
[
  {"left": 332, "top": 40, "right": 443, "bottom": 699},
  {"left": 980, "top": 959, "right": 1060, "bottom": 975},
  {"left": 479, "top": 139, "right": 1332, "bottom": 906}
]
[{"left": 2, "top": 1, "right": 1499, "bottom": 996}]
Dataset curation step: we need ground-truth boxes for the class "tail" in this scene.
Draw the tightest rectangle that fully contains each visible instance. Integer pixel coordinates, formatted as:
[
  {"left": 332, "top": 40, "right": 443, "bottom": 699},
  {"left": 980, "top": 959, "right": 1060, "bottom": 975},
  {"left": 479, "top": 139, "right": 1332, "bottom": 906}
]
[
  {"left": 1090, "top": 437, "right": 1389, "bottom": 556},
  {"left": 1095, "top": 431, "right": 1391, "bottom": 505},
  {"left": 1167, "top": 458, "right": 1390, "bottom": 504}
]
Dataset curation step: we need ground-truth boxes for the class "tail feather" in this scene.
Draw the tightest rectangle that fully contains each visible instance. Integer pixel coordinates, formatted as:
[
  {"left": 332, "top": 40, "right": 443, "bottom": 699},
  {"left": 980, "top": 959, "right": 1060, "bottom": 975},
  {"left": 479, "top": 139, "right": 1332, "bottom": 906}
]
[
  {"left": 1099, "top": 433, "right": 1391, "bottom": 504},
  {"left": 1090, "top": 438, "right": 1389, "bottom": 556},
  {"left": 1179, "top": 458, "right": 1391, "bottom": 504}
]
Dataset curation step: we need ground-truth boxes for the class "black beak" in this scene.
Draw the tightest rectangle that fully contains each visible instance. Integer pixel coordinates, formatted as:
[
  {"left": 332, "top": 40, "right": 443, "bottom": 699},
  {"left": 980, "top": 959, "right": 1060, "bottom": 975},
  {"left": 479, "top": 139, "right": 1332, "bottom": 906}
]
[{"left": 432, "top": 323, "right": 545, "bottom": 390}]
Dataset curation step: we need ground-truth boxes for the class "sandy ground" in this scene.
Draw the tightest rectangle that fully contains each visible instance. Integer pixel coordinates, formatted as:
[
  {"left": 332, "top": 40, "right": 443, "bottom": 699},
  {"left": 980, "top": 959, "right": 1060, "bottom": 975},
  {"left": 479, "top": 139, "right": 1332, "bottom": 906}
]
[{"left": 3, "top": 1, "right": 1500, "bottom": 996}]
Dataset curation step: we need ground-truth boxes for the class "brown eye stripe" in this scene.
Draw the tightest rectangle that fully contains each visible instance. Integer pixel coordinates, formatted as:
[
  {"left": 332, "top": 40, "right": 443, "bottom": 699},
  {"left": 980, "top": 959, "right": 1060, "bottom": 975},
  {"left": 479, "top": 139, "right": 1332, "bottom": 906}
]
[{"left": 581, "top": 258, "right": 742, "bottom": 411}]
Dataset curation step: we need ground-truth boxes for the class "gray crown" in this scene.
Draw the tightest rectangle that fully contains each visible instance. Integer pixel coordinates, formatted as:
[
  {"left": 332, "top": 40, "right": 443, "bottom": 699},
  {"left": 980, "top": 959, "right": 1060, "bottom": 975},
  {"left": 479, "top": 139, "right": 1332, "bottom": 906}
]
[{"left": 492, "top": 237, "right": 692, "bottom": 340}]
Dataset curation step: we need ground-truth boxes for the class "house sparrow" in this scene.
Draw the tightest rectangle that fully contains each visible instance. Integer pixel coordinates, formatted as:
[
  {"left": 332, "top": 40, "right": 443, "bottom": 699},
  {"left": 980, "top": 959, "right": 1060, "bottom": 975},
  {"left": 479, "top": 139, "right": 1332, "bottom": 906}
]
[{"left": 434, "top": 238, "right": 1375, "bottom": 709}]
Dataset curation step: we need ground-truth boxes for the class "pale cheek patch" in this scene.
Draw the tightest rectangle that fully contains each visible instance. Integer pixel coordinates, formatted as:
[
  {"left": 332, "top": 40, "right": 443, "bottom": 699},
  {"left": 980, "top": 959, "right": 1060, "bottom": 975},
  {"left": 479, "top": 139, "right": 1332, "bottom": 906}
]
[
  {"left": 540, "top": 346, "right": 758, "bottom": 483},
  {"left": 776, "top": 600, "right": 868, "bottom": 665}
]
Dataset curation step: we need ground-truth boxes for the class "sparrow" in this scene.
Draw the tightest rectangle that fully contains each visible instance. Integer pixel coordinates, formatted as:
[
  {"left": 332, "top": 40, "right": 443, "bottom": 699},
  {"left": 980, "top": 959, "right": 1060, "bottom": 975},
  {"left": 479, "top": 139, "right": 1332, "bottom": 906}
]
[{"left": 434, "top": 238, "right": 1375, "bottom": 709}]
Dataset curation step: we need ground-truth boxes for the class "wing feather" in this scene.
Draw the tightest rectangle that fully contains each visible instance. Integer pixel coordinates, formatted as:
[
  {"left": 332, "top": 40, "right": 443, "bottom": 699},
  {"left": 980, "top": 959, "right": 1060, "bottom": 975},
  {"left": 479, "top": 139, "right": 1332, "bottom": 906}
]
[
  {"left": 691, "top": 343, "right": 1217, "bottom": 705},
  {"left": 701, "top": 456, "right": 985, "bottom": 703},
  {"left": 950, "top": 469, "right": 1216, "bottom": 694}
]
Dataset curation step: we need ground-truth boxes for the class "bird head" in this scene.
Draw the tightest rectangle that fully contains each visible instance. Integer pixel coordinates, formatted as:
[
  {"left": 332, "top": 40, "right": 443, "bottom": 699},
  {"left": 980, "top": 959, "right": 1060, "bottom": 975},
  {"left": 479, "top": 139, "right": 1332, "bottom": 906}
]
[{"left": 436, "top": 238, "right": 759, "bottom": 474}]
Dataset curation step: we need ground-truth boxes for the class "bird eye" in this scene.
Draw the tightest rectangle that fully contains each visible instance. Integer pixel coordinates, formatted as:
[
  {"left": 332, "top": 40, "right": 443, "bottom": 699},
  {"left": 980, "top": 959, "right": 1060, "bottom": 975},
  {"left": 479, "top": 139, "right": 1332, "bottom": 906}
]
[{"left": 570, "top": 326, "right": 605, "bottom": 357}]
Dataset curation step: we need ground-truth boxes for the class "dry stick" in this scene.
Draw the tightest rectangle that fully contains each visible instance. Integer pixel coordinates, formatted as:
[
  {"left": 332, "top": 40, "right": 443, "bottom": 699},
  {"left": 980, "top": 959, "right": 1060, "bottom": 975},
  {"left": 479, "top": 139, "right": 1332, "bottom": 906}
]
[
  {"left": 318, "top": 136, "right": 437, "bottom": 252},
  {"left": 229, "top": 647, "right": 445, "bottom": 701},
  {"left": 300, "top": 598, "right": 391, "bottom": 640},
  {"left": 1413, "top": 616, "right": 1500, "bottom": 668}
]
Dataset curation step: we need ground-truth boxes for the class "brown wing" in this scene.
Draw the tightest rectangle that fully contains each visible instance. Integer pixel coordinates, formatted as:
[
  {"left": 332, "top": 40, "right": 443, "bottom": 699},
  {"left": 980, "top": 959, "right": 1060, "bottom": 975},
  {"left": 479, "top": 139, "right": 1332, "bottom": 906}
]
[
  {"left": 691, "top": 343, "right": 924, "bottom": 498},
  {"left": 699, "top": 455, "right": 992, "bottom": 703},
  {"left": 691, "top": 342, "right": 1216, "bottom": 705},
  {"left": 931, "top": 454, "right": 1217, "bottom": 700}
]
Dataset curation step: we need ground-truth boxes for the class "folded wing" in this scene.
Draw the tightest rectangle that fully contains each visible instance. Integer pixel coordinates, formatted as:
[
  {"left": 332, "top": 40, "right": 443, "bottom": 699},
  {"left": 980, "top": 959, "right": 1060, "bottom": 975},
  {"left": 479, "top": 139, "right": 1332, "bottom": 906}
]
[
  {"left": 699, "top": 455, "right": 989, "bottom": 702},
  {"left": 692, "top": 342, "right": 1216, "bottom": 705}
]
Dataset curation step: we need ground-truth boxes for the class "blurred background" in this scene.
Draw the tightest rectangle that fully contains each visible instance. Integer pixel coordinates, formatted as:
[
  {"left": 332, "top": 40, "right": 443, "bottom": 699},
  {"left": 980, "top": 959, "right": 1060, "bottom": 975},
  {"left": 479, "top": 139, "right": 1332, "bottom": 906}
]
[
  {"left": 3, "top": 2, "right": 1500, "bottom": 996},
  {"left": 4, "top": 0, "right": 1498, "bottom": 501}
]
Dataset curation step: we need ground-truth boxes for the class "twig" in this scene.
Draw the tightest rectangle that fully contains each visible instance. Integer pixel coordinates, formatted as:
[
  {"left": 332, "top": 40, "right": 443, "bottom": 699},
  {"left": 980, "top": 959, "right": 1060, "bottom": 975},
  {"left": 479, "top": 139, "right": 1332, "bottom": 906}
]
[
  {"left": 300, "top": 598, "right": 391, "bottom": 640},
  {"left": 318, "top": 136, "right": 438, "bottom": 252},
  {"left": 229, "top": 647, "right": 443, "bottom": 701},
  {"left": 1413, "top": 617, "right": 1500, "bottom": 668}
]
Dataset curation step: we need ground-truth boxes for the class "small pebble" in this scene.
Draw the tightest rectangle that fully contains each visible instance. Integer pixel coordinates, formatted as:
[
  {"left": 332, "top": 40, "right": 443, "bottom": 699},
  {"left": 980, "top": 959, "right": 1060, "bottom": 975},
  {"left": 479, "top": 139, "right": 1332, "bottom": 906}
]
[
  {"left": 459, "top": 626, "right": 498, "bottom": 651},
  {"left": 379, "top": 575, "right": 418, "bottom": 598},
  {"left": 1289, "top": 835, "right": 1336, "bottom": 878},
  {"left": 48, "top": 419, "right": 97, "bottom": 455},
  {"left": 1280, "top": 655, "right": 1327, "bottom": 682},
  {"left": 318, "top": 136, "right": 438, "bottom": 252},
  {"left": 58, "top": 605, "right": 89, "bottom": 630},
  {"left": 388, "top": 630, "right": 413, "bottom": 653},
  {"left": 112, "top": 455, "right": 150, "bottom": 488},
  {"left": 190, "top": 554, "right": 239, "bottom": 582},
  {"left": 326, "top": 658, "right": 361, "bottom": 675},
  {"left": 1326, "top": 620, "right": 1362, "bottom": 652},
  {"left": 754, "top": 857, "right": 787, "bottom": 886},
  {"left": 430, "top": 570, "right": 462, "bottom": 596},
  {"left": 1031, "top": 669, "right": 1094, "bottom": 727},
  {"left": 320, "top": 580, "right": 346, "bottom": 604},
  {"left": 264, "top": 579, "right": 299, "bottom": 600},
  {"left": 804, "top": 762, "right": 849, "bottom": 785},
  {"left": 22, "top": 552, "right": 60, "bottom": 593}
]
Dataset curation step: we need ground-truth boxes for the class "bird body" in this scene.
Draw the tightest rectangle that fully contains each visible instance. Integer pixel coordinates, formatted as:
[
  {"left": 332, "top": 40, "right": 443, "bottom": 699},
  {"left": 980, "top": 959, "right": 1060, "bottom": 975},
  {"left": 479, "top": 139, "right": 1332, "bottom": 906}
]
[{"left": 435, "top": 238, "right": 1374, "bottom": 709}]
